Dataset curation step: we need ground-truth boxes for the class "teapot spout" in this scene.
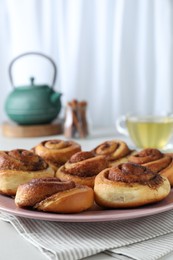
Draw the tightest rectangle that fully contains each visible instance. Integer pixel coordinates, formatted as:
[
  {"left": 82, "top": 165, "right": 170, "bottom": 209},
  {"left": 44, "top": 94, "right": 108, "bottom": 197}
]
[{"left": 51, "top": 92, "right": 62, "bottom": 105}]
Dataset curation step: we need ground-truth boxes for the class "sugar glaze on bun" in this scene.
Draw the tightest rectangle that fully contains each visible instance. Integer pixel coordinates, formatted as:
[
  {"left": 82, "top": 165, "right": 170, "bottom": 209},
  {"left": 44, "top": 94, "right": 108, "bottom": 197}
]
[
  {"left": 94, "top": 162, "right": 171, "bottom": 208},
  {"left": 92, "top": 140, "right": 135, "bottom": 167},
  {"left": 33, "top": 139, "right": 81, "bottom": 170},
  {"left": 0, "top": 149, "right": 54, "bottom": 196},
  {"left": 15, "top": 178, "right": 94, "bottom": 213},
  {"left": 56, "top": 151, "right": 108, "bottom": 188},
  {"left": 128, "top": 148, "right": 173, "bottom": 186}
]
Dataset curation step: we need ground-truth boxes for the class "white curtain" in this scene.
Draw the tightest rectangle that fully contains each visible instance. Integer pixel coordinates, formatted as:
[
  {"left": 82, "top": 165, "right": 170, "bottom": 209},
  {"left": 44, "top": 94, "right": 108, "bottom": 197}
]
[{"left": 0, "top": 0, "right": 173, "bottom": 127}]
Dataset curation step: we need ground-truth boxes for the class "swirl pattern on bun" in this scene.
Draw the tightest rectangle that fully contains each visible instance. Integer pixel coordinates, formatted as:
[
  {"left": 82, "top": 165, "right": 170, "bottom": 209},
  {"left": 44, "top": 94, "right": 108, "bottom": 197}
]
[
  {"left": 15, "top": 178, "right": 94, "bottom": 213},
  {"left": 128, "top": 148, "right": 173, "bottom": 186},
  {"left": 94, "top": 162, "right": 170, "bottom": 208},
  {"left": 92, "top": 140, "right": 135, "bottom": 167},
  {"left": 56, "top": 151, "right": 108, "bottom": 187},
  {"left": 32, "top": 139, "right": 81, "bottom": 170},
  {"left": 0, "top": 149, "right": 54, "bottom": 196}
]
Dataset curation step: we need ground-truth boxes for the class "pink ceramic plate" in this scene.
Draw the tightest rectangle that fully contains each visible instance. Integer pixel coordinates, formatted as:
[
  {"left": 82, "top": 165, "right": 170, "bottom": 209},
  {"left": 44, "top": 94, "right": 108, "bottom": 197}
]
[{"left": 0, "top": 190, "right": 173, "bottom": 222}]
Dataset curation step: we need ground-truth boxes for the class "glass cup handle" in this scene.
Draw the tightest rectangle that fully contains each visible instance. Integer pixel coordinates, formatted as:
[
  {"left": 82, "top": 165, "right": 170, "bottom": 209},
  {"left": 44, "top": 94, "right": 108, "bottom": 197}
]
[{"left": 116, "top": 115, "right": 129, "bottom": 136}]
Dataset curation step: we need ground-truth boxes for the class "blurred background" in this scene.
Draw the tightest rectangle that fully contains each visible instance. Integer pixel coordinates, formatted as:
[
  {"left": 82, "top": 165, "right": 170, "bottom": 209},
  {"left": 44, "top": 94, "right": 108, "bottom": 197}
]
[{"left": 0, "top": 0, "right": 173, "bottom": 127}]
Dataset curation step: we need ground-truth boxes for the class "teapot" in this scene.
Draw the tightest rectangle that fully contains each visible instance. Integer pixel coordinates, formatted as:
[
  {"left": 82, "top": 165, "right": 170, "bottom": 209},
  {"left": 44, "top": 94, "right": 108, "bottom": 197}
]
[{"left": 5, "top": 52, "right": 62, "bottom": 125}]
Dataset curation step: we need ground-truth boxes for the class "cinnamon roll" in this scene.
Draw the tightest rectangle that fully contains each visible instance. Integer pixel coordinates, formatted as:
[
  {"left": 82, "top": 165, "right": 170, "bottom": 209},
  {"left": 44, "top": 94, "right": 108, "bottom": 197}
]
[
  {"left": 92, "top": 140, "right": 135, "bottom": 167},
  {"left": 0, "top": 149, "right": 54, "bottom": 196},
  {"left": 32, "top": 139, "right": 81, "bottom": 170},
  {"left": 56, "top": 151, "right": 108, "bottom": 188},
  {"left": 15, "top": 178, "right": 94, "bottom": 213},
  {"left": 128, "top": 148, "right": 173, "bottom": 186},
  {"left": 94, "top": 162, "right": 170, "bottom": 208}
]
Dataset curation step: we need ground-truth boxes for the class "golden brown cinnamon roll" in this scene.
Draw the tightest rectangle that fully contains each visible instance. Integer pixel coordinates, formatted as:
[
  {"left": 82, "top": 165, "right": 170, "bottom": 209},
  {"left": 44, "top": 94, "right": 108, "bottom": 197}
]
[
  {"left": 92, "top": 140, "right": 135, "bottom": 167},
  {"left": 15, "top": 178, "right": 94, "bottom": 213},
  {"left": 128, "top": 148, "right": 173, "bottom": 186},
  {"left": 32, "top": 139, "right": 81, "bottom": 170},
  {"left": 56, "top": 151, "right": 108, "bottom": 188},
  {"left": 94, "top": 162, "right": 170, "bottom": 208},
  {"left": 0, "top": 149, "right": 54, "bottom": 196}
]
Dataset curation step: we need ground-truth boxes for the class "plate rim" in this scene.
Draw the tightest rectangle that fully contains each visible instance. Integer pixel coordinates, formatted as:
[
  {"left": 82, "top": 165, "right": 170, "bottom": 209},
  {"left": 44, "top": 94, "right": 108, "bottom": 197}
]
[{"left": 0, "top": 190, "right": 173, "bottom": 222}]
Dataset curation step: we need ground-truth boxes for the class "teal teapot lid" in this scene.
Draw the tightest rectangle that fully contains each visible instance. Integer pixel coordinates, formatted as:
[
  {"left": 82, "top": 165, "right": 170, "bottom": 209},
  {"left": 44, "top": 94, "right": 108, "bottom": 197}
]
[{"left": 20, "top": 76, "right": 50, "bottom": 89}]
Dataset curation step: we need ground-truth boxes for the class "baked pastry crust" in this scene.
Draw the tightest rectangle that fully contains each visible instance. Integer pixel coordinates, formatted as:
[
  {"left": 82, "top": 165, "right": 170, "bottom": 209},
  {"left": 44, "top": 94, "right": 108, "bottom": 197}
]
[
  {"left": 0, "top": 149, "right": 54, "bottom": 196},
  {"left": 94, "top": 162, "right": 170, "bottom": 208},
  {"left": 128, "top": 148, "right": 173, "bottom": 186},
  {"left": 56, "top": 151, "right": 108, "bottom": 188},
  {"left": 32, "top": 139, "right": 81, "bottom": 170},
  {"left": 15, "top": 178, "right": 94, "bottom": 213},
  {"left": 92, "top": 140, "right": 135, "bottom": 167}
]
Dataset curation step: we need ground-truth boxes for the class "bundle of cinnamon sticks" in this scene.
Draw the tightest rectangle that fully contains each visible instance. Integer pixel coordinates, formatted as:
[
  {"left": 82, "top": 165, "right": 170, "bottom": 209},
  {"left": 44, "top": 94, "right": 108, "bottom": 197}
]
[{"left": 64, "top": 99, "right": 89, "bottom": 138}]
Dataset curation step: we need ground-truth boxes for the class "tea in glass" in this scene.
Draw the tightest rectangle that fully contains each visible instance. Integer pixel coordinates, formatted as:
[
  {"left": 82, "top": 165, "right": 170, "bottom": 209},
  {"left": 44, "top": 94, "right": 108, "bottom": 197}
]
[{"left": 126, "top": 116, "right": 173, "bottom": 149}]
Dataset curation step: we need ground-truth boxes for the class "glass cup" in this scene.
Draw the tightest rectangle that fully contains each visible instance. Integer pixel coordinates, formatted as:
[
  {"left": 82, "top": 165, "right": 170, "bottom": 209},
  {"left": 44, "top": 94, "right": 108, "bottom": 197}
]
[{"left": 116, "top": 114, "right": 173, "bottom": 149}]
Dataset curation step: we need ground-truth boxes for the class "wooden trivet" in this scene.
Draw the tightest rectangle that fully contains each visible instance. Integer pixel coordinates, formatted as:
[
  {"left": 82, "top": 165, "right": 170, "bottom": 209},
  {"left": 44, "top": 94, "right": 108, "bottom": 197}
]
[{"left": 1, "top": 121, "right": 63, "bottom": 138}]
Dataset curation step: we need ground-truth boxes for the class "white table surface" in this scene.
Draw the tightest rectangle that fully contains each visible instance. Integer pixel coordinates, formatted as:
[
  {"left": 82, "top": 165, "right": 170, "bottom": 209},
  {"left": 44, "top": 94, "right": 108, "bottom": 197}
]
[{"left": 0, "top": 127, "right": 173, "bottom": 260}]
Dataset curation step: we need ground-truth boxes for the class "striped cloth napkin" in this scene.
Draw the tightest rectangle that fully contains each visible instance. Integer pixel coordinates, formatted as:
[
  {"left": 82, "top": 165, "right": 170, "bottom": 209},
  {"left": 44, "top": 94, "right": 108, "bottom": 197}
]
[{"left": 0, "top": 210, "right": 173, "bottom": 260}]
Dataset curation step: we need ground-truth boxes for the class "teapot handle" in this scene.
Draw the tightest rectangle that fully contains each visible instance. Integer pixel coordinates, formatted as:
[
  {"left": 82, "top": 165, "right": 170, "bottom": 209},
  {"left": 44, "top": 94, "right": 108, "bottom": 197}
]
[{"left": 8, "top": 52, "right": 57, "bottom": 89}]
